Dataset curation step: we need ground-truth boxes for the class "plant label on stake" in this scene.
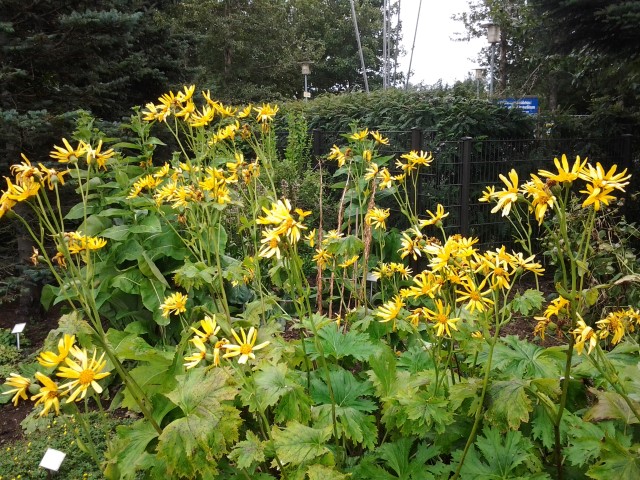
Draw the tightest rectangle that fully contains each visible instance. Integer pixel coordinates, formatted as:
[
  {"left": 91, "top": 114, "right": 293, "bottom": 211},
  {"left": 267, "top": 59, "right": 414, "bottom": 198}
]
[
  {"left": 11, "top": 323, "right": 26, "bottom": 350},
  {"left": 40, "top": 448, "right": 66, "bottom": 473}
]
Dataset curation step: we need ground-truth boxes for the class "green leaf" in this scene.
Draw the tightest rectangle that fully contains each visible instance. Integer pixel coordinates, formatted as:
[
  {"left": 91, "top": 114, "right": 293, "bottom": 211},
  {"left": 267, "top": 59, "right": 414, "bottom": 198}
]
[
  {"left": 111, "top": 269, "right": 146, "bottom": 294},
  {"left": 306, "top": 464, "right": 349, "bottom": 480},
  {"left": 139, "top": 251, "right": 170, "bottom": 287},
  {"left": 272, "top": 422, "right": 332, "bottom": 466},
  {"left": 398, "top": 391, "right": 454, "bottom": 436},
  {"left": 367, "top": 344, "right": 398, "bottom": 398},
  {"left": 100, "top": 224, "right": 132, "bottom": 241},
  {"left": 587, "top": 435, "right": 640, "bottom": 480},
  {"left": 509, "top": 289, "right": 545, "bottom": 315},
  {"left": 563, "top": 413, "right": 607, "bottom": 467},
  {"left": 308, "top": 323, "right": 375, "bottom": 361},
  {"left": 485, "top": 380, "right": 532, "bottom": 430},
  {"left": 228, "top": 431, "right": 265, "bottom": 470},
  {"left": 489, "top": 336, "right": 565, "bottom": 378},
  {"left": 157, "top": 368, "right": 241, "bottom": 478},
  {"left": 103, "top": 419, "right": 159, "bottom": 480},
  {"left": 106, "top": 329, "right": 172, "bottom": 363}
]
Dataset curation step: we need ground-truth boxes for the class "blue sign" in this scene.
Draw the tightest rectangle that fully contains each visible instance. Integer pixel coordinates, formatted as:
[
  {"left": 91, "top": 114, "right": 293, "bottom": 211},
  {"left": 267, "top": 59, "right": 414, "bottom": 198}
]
[{"left": 497, "top": 97, "right": 539, "bottom": 115}]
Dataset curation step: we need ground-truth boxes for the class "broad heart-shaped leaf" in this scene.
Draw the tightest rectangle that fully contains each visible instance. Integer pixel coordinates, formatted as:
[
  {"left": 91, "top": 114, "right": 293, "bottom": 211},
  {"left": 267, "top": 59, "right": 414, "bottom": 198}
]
[
  {"left": 312, "top": 368, "right": 378, "bottom": 448},
  {"left": 121, "top": 356, "right": 180, "bottom": 412},
  {"left": 485, "top": 379, "right": 532, "bottom": 430},
  {"left": 106, "top": 328, "right": 173, "bottom": 363},
  {"left": 306, "top": 464, "right": 349, "bottom": 480},
  {"left": 228, "top": 430, "right": 265, "bottom": 470},
  {"left": 306, "top": 324, "right": 375, "bottom": 361},
  {"left": 397, "top": 390, "right": 454, "bottom": 436},
  {"left": 157, "top": 368, "right": 241, "bottom": 478},
  {"left": 456, "top": 427, "right": 549, "bottom": 480},
  {"left": 584, "top": 388, "right": 640, "bottom": 425},
  {"left": 586, "top": 435, "right": 640, "bottom": 480},
  {"left": 111, "top": 269, "right": 146, "bottom": 294},
  {"left": 103, "top": 419, "right": 159, "bottom": 480},
  {"left": 272, "top": 421, "right": 332, "bottom": 466},
  {"left": 488, "top": 335, "right": 565, "bottom": 379}
]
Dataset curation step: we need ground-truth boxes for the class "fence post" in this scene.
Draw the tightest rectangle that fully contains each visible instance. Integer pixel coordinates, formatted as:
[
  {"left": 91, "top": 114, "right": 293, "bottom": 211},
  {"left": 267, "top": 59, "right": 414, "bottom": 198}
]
[
  {"left": 460, "top": 137, "right": 473, "bottom": 237},
  {"left": 312, "top": 129, "right": 323, "bottom": 158},
  {"left": 410, "top": 127, "right": 423, "bottom": 152}
]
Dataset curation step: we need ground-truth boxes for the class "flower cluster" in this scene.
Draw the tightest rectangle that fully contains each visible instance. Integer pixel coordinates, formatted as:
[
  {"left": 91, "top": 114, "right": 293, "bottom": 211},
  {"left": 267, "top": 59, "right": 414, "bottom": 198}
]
[
  {"left": 182, "top": 315, "right": 270, "bottom": 368},
  {"left": 571, "top": 308, "right": 640, "bottom": 355},
  {"left": 481, "top": 155, "right": 631, "bottom": 223},
  {"left": 257, "top": 199, "right": 311, "bottom": 259},
  {"left": 2, "top": 334, "right": 110, "bottom": 416}
]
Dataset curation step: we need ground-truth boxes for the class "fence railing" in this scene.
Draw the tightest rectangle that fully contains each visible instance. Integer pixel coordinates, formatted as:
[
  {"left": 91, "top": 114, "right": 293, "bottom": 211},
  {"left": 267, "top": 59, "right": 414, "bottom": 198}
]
[{"left": 312, "top": 130, "right": 636, "bottom": 247}]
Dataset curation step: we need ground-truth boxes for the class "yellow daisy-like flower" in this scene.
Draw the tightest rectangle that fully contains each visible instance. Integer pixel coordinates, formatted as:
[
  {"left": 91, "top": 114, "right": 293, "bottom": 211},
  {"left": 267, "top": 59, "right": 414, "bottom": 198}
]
[
  {"left": 491, "top": 169, "right": 520, "bottom": 217},
  {"left": 222, "top": 327, "right": 270, "bottom": 364},
  {"left": 5, "top": 177, "right": 41, "bottom": 202},
  {"left": 377, "top": 168, "right": 394, "bottom": 189},
  {"left": 254, "top": 103, "right": 279, "bottom": 123},
  {"left": 455, "top": 278, "right": 494, "bottom": 313},
  {"left": 37, "top": 334, "right": 76, "bottom": 369},
  {"left": 142, "top": 102, "right": 171, "bottom": 122},
  {"left": 31, "top": 372, "right": 63, "bottom": 416},
  {"left": 419, "top": 204, "right": 449, "bottom": 228},
  {"left": 365, "top": 207, "right": 390, "bottom": 230},
  {"left": 596, "top": 311, "right": 626, "bottom": 345},
  {"left": 50, "top": 138, "right": 87, "bottom": 163},
  {"left": 38, "top": 163, "right": 70, "bottom": 190},
  {"left": 424, "top": 299, "right": 460, "bottom": 337},
  {"left": 338, "top": 255, "right": 359, "bottom": 268},
  {"left": 376, "top": 295, "right": 405, "bottom": 324},
  {"left": 364, "top": 162, "right": 379, "bottom": 181},
  {"left": 400, "top": 150, "right": 433, "bottom": 168},
  {"left": 191, "top": 315, "right": 221, "bottom": 343},
  {"left": 543, "top": 297, "right": 570, "bottom": 319},
  {"left": 258, "top": 228, "right": 283, "bottom": 260},
  {"left": 85, "top": 140, "right": 115, "bottom": 170},
  {"left": 478, "top": 185, "right": 496, "bottom": 204},
  {"left": 184, "top": 337, "right": 208, "bottom": 369},
  {"left": 305, "top": 228, "right": 317, "bottom": 248},
  {"left": 3, "top": 373, "right": 31, "bottom": 406},
  {"left": 57, "top": 347, "right": 111, "bottom": 403},
  {"left": 160, "top": 292, "right": 188, "bottom": 317},
  {"left": 213, "top": 338, "right": 229, "bottom": 367},
  {"left": 370, "top": 130, "right": 389, "bottom": 145},
  {"left": 572, "top": 318, "right": 598, "bottom": 355},
  {"left": 313, "top": 247, "right": 333, "bottom": 268},
  {"left": 348, "top": 128, "right": 369, "bottom": 141},
  {"left": 538, "top": 154, "right": 588, "bottom": 184},
  {"left": 521, "top": 174, "right": 556, "bottom": 225}
]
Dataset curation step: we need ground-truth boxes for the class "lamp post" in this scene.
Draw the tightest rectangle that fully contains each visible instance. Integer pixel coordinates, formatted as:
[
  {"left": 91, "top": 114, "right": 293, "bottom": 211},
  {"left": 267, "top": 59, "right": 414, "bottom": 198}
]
[
  {"left": 482, "top": 22, "right": 501, "bottom": 98},
  {"left": 300, "top": 61, "right": 313, "bottom": 101},
  {"left": 474, "top": 68, "right": 485, "bottom": 98}
]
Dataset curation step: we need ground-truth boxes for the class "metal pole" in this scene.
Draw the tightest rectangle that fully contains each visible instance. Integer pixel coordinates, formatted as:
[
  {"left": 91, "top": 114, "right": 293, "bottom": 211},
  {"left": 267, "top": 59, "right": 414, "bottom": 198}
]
[
  {"left": 489, "top": 43, "right": 496, "bottom": 98},
  {"left": 350, "top": 0, "right": 370, "bottom": 93},
  {"left": 383, "top": 0, "right": 388, "bottom": 89},
  {"left": 304, "top": 74, "right": 308, "bottom": 101},
  {"left": 460, "top": 137, "right": 473, "bottom": 237},
  {"left": 405, "top": 0, "right": 423, "bottom": 90}
]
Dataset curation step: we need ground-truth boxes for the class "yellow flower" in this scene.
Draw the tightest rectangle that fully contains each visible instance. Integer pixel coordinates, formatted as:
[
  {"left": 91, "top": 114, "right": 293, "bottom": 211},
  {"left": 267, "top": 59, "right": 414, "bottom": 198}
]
[
  {"left": 191, "top": 315, "right": 221, "bottom": 343},
  {"left": 572, "top": 318, "right": 598, "bottom": 355},
  {"left": 38, "top": 163, "right": 70, "bottom": 190},
  {"left": 389, "top": 262, "right": 412, "bottom": 279},
  {"left": 424, "top": 299, "right": 460, "bottom": 337},
  {"left": 348, "top": 128, "right": 369, "bottom": 141},
  {"left": 313, "top": 247, "right": 333, "bottom": 267},
  {"left": 596, "top": 311, "right": 626, "bottom": 345},
  {"left": 258, "top": 228, "right": 283, "bottom": 260},
  {"left": 38, "top": 334, "right": 76, "bottom": 368},
  {"left": 50, "top": 138, "right": 87, "bottom": 163},
  {"left": 365, "top": 207, "right": 390, "bottom": 230},
  {"left": 160, "top": 292, "right": 188, "bottom": 317},
  {"left": 521, "top": 174, "right": 556, "bottom": 224},
  {"left": 142, "top": 102, "right": 170, "bottom": 122},
  {"left": 419, "top": 204, "right": 449, "bottom": 228},
  {"left": 237, "top": 104, "right": 253, "bottom": 118},
  {"left": 538, "top": 154, "right": 587, "bottom": 184},
  {"left": 184, "top": 337, "right": 208, "bottom": 369},
  {"left": 478, "top": 185, "right": 496, "bottom": 204},
  {"left": 85, "top": 140, "right": 115, "bottom": 169},
  {"left": 400, "top": 150, "right": 433, "bottom": 168},
  {"left": 212, "top": 338, "right": 229, "bottom": 367},
  {"left": 399, "top": 227, "right": 423, "bottom": 260},
  {"left": 3, "top": 373, "right": 31, "bottom": 406},
  {"left": 305, "top": 228, "right": 317, "bottom": 248},
  {"left": 377, "top": 168, "right": 394, "bottom": 189},
  {"left": 491, "top": 169, "right": 519, "bottom": 216},
  {"left": 257, "top": 199, "right": 307, "bottom": 243},
  {"left": 11, "top": 154, "right": 41, "bottom": 182},
  {"left": 222, "top": 327, "right": 270, "bottom": 364},
  {"left": 364, "top": 163, "right": 379, "bottom": 181},
  {"left": 31, "top": 372, "right": 63, "bottom": 416},
  {"left": 5, "top": 177, "right": 40, "bottom": 202},
  {"left": 328, "top": 145, "right": 347, "bottom": 168},
  {"left": 57, "top": 348, "right": 110, "bottom": 403},
  {"left": 579, "top": 162, "right": 631, "bottom": 211},
  {"left": 404, "top": 271, "right": 437, "bottom": 299},
  {"left": 376, "top": 295, "right": 405, "bottom": 324},
  {"left": 338, "top": 255, "right": 359, "bottom": 268},
  {"left": 533, "top": 317, "right": 551, "bottom": 340},
  {"left": 254, "top": 104, "right": 279, "bottom": 123},
  {"left": 543, "top": 297, "right": 570, "bottom": 319},
  {"left": 580, "top": 183, "right": 617, "bottom": 211},
  {"left": 455, "top": 278, "right": 494, "bottom": 313},
  {"left": 370, "top": 130, "right": 389, "bottom": 145}
]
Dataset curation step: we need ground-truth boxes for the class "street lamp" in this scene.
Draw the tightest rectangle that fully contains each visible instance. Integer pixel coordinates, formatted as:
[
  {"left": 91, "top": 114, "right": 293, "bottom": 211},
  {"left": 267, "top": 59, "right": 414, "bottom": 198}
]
[
  {"left": 299, "top": 61, "right": 313, "bottom": 101},
  {"left": 474, "top": 68, "right": 485, "bottom": 98},
  {"left": 481, "top": 22, "right": 501, "bottom": 98}
]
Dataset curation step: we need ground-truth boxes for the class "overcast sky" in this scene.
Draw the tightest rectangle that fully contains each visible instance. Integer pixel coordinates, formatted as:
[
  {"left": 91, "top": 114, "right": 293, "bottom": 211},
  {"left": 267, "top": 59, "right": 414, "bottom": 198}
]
[{"left": 397, "top": 0, "right": 486, "bottom": 86}]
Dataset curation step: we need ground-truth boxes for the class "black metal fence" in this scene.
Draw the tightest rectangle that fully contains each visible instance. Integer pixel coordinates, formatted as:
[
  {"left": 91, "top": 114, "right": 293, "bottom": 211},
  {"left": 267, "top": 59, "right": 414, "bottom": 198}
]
[{"left": 312, "top": 129, "right": 637, "bottom": 247}]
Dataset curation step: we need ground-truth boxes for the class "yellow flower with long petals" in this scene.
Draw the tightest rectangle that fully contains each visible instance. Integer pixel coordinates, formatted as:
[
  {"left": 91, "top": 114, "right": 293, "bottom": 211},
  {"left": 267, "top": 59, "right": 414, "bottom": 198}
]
[
  {"left": 31, "top": 372, "right": 63, "bottom": 416},
  {"left": 160, "top": 292, "right": 188, "bottom": 317},
  {"left": 38, "top": 334, "right": 76, "bottom": 368},
  {"left": 491, "top": 169, "right": 520, "bottom": 216},
  {"left": 455, "top": 278, "right": 494, "bottom": 313},
  {"left": 370, "top": 130, "right": 389, "bottom": 145},
  {"left": 348, "top": 128, "right": 369, "bottom": 141},
  {"left": 539, "top": 154, "right": 587, "bottom": 184},
  {"left": 184, "top": 337, "right": 208, "bottom": 369},
  {"left": 313, "top": 247, "right": 332, "bottom": 267},
  {"left": 365, "top": 207, "right": 390, "bottom": 230},
  {"left": 57, "top": 347, "right": 110, "bottom": 403},
  {"left": 222, "top": 327, "right": 270, "bottom": 364},
  {"left": 400, "top": 150, "right": 433, "bottom": 168},
  {"left": 596, "top": 311, "right": 626, "bottom": 345},
  {"left": 521, "top": 174, "right": 556, "bottom": 224},
  {"left": 424, "top": 300, "right": 460, "bottom": 337},
  {"left": 86, "top": 140, "right": 115, "bottom": 169},
  {"left": 3, "top": 373, "right": 31, "bottom": 406},
  {"left": 5, "top": 177, "right": 40, "bottom": 202},
  {"left": 376, "top": 295, "right": 405, "bottom": 324},
  {"left": 573, "top": 318, "right": 598, "bottom": 355},
  {"left": 191, "top": 315, "right": 220, "bottom": 343},
  {"left": 419, "top": 204, "right": 449, "bottom": 228},
  {"left": 338, "top": 255, "right": 359, "bottom": 268},
  {"left": 254, "top": 104, "right": 279, "bottom": 123},
  {"left": 50, "top": 138, "right": 87, "bottom": 163}
]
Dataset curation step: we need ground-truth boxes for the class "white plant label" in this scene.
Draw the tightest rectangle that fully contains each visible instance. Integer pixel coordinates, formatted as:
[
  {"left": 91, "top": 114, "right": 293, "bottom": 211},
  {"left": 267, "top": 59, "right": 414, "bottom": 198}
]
[{"left": 39, "top": 448, "right": 66, "bottom": 471}]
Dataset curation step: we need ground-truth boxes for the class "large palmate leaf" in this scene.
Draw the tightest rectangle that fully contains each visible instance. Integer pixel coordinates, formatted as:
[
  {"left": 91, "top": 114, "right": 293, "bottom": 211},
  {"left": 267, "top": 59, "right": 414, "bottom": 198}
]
[
  {"left": 584, "top": 388, "right": 640, "bottom": 425},
  {"left": 305, "top": 324, "right": 375, "bottom": 362},
  {"left": 306, "top": 464, "right": 350, "bottom": 480},
  {"left": 103, "top": 419, "right": 159, "bottom": 480},
  {"left": 456, "top": 427, "right": 550, "bottom": 479},
  {"left": 156, "top": 368, "right": 241, "bottom": 478},
  {"left": 587, "top": 435, "right": 640, "bottom": 480},
  {"left": 485, "top": 380, "right": 532, "bottom": 431},
  {"left": 106, "top": 329, "right": 173, "bottom": 363},
  {"left": 488, "top": 336, "right": 565, "bottom": 379},
  {"left": 228, "top": 431, "right": 265, "bottom": 470},
  {"left": 312, "top": 368, "right": 378, "bottom": 448},
  {"left": 271, "top": 421, "right": 332, "bottom": 466}
]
